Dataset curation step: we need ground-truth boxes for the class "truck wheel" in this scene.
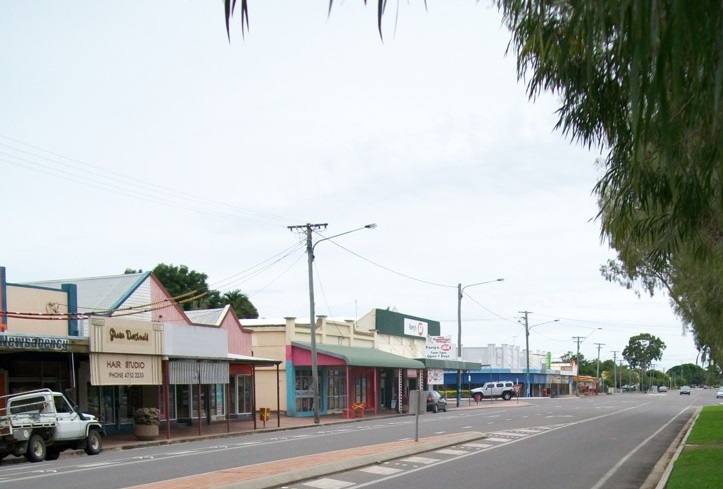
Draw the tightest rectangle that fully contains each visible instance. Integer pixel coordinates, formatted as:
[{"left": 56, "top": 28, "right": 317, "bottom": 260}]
[
  {"left": 473, "top": 393, "right": 482, "bottom": 402},
  {"left": 25, "top": 434, "right": 46, "bottom": 463},
  {"left": 502, "top": 391, "right": 512, "bottom": 401},
  {"left": 45, "top": 449, "right": 60, "bottom": 461},
  {"left": 85, "top": 429, "right": 103, "bottom": 455}
]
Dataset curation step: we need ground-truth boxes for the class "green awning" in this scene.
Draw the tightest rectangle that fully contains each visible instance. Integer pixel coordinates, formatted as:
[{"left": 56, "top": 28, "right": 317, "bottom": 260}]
[
  {"left": 292, "top": 342, "right": 425, "bottom": 369},
  {"left": 417, "top": 358, "right": 482, "bottom": 370}
]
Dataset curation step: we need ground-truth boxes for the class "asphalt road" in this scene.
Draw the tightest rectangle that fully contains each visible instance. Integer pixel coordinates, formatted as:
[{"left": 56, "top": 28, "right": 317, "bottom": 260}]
[{"left": 0, "top": 388, "right": 718, "bottom": 489}]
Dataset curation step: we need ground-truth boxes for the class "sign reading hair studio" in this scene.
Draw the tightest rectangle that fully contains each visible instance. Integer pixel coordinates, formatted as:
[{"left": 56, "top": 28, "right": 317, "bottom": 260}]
[{"left": 89, "top": 317, "right": 163, "bottom": 386}]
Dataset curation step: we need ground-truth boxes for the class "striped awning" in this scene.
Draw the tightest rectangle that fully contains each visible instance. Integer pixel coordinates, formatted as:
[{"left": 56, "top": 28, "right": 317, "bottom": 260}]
[{"left": 168, "top": 360, "right": 229, "bottom": 384}]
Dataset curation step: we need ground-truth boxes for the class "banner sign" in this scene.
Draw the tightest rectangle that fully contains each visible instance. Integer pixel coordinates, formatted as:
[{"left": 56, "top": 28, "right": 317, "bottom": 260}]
[
  {"left": 427, "top": 369, "right": 444, "bottom": 385},
  {"left": 403, "top": 318, "right": 428, "bottom": 338},
  {"left": 425, "top": 335, "right": 453, "bottom": 359}
]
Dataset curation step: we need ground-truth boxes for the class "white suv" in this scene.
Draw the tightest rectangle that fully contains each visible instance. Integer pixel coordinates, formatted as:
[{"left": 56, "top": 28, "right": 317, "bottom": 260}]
[{"left": 470, "top": 381, "right": 516, "bottom": 401}]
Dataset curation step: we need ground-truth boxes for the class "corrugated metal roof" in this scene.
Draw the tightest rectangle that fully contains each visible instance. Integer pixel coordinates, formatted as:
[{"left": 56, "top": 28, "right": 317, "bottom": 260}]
[
  {"left": 23, "top": 272, "right": 149, "bottom": 313},
  {"left": 292, "top": 342, "right": 425, "bottom": 369},
  {"left": 417, "top": 358, "right": 481, "bottom": 370},
  {"left": 185, "top": 308, "right": 225, "bottom": 326}
]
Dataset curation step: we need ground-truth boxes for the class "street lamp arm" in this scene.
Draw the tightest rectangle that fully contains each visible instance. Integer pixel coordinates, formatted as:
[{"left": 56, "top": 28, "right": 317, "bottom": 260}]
[
  {"left": 461, "top": 278, "right": 504, "bottom": 294},
  {"left": 527, "top": 319, "right": 559, "bottom": 331},
  {"left": 312, "top": 223, "right": 377, "bottom": 253}
]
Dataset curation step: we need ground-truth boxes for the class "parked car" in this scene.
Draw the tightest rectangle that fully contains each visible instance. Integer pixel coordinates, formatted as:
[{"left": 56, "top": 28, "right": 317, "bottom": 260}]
[
  {"left": 657, "top": 385, "right": 668, "bottom": 393},
  {"left": 716, "top": 387, "right": 723, "bottom": 399},
  {"left": 470, "top": 381, "right": 516, "bottom": 401},
  {"left": 426, "top": 390, "right": 447, "bottom": 413},
  {"left": 680, "top": 385, "right": 691, "bottom": 395}
]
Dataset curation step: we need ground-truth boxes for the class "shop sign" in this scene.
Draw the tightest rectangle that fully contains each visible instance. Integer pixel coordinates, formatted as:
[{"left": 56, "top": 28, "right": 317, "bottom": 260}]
[
  {"left": 0, "top": 334, "right": 69, "bottom": 352},
  {"left": 424, "top": 335, "right": 453, "bottom": 359},
  {"left": 403, "top": 318, "right": 428, "bottom": 338},
  {"left": 90, "top": 352, "right": 162, "bottom": 385},
  {"left": 90, "top": 317, "right": 163, "bottom": 355},
  {"left": 427, "top": 368, "right": 444, "bottom": 385}
]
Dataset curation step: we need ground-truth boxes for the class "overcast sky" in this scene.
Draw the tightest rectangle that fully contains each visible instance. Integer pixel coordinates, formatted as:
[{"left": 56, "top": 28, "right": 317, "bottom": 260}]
[{"left": 0, "top": 1, "right": 699, "bottom": 371}]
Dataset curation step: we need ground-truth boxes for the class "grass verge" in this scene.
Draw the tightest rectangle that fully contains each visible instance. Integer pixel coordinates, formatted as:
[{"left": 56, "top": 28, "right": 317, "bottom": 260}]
[{"left": 665, "top": 405, "right": 723, "bottom": 489}]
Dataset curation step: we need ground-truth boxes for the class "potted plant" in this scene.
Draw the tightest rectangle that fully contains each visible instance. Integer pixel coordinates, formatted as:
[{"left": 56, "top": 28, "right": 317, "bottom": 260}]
[{"left": 133, "top": 407, "right": 160, "bottom": 440}]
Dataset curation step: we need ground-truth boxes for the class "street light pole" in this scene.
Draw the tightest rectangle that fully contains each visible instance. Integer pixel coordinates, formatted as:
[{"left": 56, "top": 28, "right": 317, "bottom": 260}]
[
  {"left": 456, "top": 278, "right": 504, "bottom": 407},
  {"left": 519, "top": 312, "right": 558, "bottom": 398},
  {"left": 289, "top": 222, "right": 376, "bottom": 424},
  {"left": 572, "top": 328, "right": 602, "bottom": 396}
]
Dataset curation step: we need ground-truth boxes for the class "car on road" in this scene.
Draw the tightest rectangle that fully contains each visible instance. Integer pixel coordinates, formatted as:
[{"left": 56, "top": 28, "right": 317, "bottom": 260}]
[
  {"left": 426, "top": 390, "right": 447, "bottom": 413},
  {"left": 716, "top": 387, "right": 723, "bottom": 399},
  {"left": 657, "top": 386, "right": 668, "bottom": 393},
  {"left": 470, "top": 381, "right": 516, "bottom": 401},
  {"left": 680, "top": 385, "right": 691, "bottom": 395}
]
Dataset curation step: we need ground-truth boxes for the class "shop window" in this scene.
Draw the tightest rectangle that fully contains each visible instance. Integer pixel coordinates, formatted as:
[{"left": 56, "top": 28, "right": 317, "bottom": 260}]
[
  {"left": 355, "top": 376, "right": 368, "bottom": 404},
  {"left": 235, "top": 375, "right": 252, "bottom": 414},
  {"left": 295, "top": 369, "right": 314, "bottom": 413},
  {"left": 176, "top": 385, "right": 190, "bottom": 419},
  {"left": 327, "top": 369, "right": 346, "bottom": 410}
]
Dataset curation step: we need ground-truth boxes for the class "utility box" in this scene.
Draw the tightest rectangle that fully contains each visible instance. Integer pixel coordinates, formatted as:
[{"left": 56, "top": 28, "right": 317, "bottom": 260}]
[{"left": 407, "top": 390, "right": 427, "bottom": 414}]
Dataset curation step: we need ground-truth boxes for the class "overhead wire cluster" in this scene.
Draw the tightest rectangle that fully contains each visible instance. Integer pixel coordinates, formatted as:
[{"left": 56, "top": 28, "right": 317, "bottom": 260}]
[{"left": 1, "top": 289, "right": 208, "bottom": 321}]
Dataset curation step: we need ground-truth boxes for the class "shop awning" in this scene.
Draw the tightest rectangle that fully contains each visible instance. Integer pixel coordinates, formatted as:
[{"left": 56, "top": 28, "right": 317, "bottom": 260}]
[
  {"left": 292, "top": 342, "right": 425, "bottom": 369},
  {"left": 416, "top": 358, "right": 481, "bottom": 370},
  {"left": 227, "top": 353, "right": 281, "bottom": 366}
]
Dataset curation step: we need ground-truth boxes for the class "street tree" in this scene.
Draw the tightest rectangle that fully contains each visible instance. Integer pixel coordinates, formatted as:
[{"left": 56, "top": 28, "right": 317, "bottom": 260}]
[
  {"left": 500, "top": 0, "right": 722, "bottom": 369},
  {"left": 623, "top": 334, "right": 666, "bottom": 391},
  {"left": 667, "top": 363, "right": 707, "bottom": 387},
  {"left": 125, "top": 264, "right": 259, "bottom": 318}
]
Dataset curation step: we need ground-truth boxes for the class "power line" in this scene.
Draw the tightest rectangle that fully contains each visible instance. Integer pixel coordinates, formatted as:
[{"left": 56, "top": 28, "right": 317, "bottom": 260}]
[
  {"left": 322, "top": 238, "right": 455, "bottom": 289},
  {"left": 0, "top": 135, "right": 296, "bottom": 226}
]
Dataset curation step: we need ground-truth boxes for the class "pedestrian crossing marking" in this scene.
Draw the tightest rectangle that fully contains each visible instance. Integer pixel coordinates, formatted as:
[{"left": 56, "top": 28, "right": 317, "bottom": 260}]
[
  {"left": 485, "top": 437, "right": 511, "bottom": 443},
  {"left": 463, "top": 443, "right": 492, "bottom": 448},
  {"left": 360, "top": 466, "right": 404, "bottom": 475},
  {"left": 435, "top": 449, "right": 468, "bottom": 456},
  {"left": 490, "top": 431, "right": 526, "bottom": 437},
  {"left": 302, "top": 478, "right": 355, "bottom": 488},
  {"left": 400, "top": 456, "right": 439, "bottom": 464}
]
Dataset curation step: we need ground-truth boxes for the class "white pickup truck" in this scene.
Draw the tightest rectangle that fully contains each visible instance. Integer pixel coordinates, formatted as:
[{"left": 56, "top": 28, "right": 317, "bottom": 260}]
[{"left": 0, "top": 389, "right": 104, "bottom": 463}]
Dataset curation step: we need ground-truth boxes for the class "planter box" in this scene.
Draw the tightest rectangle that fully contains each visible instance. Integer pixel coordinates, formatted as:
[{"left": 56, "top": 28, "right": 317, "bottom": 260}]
[{"left": 134, "top": 424, "right": 159, "bottom": 441}]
